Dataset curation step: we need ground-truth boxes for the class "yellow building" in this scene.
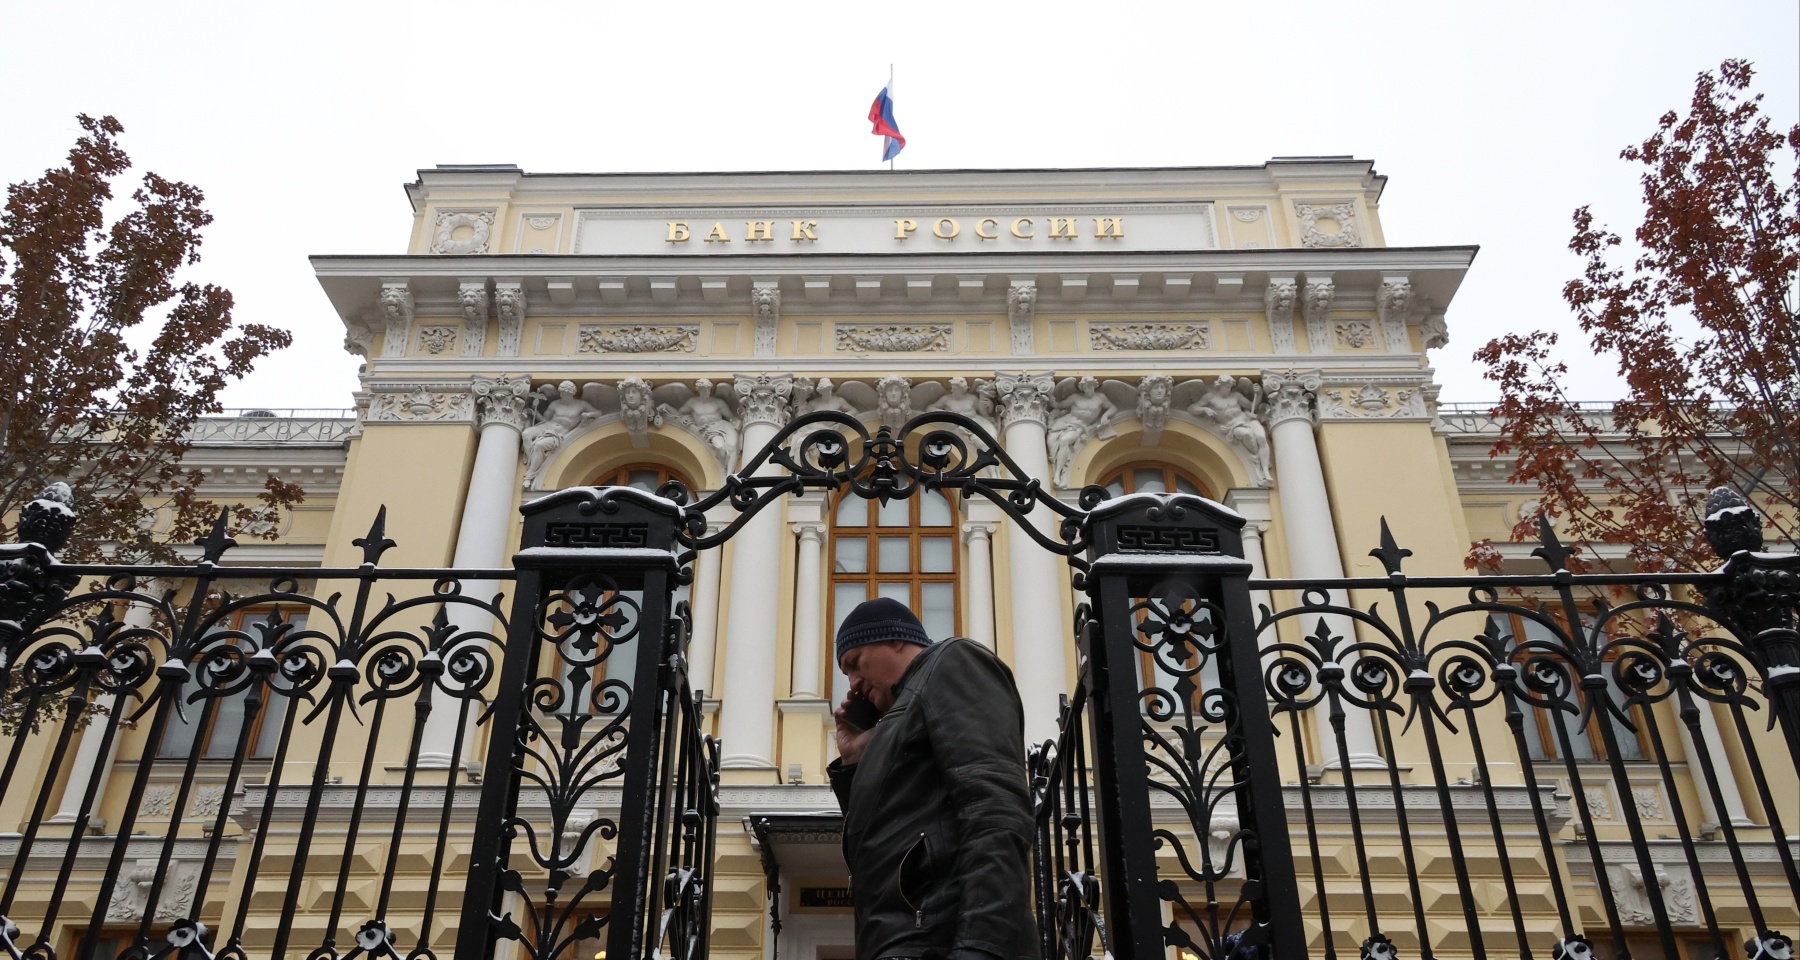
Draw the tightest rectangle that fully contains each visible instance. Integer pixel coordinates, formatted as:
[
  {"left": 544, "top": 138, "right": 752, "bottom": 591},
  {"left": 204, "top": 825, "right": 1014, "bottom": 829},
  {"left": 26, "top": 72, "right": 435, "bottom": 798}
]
[{"left": 0, "top": 161, "right": 1794, "bottom": 960}]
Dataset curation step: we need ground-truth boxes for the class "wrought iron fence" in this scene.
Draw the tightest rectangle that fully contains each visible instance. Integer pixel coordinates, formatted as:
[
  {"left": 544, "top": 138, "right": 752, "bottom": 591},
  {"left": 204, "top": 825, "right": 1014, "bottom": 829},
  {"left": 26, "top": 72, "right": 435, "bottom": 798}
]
[{"left": 0, "top": 488, "right": 720, "bottom": 960}]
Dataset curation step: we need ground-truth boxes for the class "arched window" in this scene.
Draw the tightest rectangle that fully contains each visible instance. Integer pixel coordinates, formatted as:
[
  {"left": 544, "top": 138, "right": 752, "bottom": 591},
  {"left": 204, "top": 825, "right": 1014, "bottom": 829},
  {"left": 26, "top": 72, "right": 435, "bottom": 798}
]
[
  {"left": 1099, "top": 463, "right": 1215, "bottom": 706},
  {"left": 593, "top": 464, "right": 693, "bottom": 494},
  {"left": 1099, "top": 462, "right": 1210, "bottom": 499},
  {"left": 825, "top": 489, "right": 959, "bottom": 701}
]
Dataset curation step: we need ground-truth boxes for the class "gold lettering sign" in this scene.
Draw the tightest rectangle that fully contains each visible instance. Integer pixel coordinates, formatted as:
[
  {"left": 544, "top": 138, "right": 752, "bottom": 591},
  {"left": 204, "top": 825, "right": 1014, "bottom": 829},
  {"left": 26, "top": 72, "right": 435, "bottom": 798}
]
[
  {"left": 894, "top": 218, "right": 918, "bottom": 240},
  {"left": 975, "top": 217, "right": 998, "bottom": 240},
  {"left": 660, "top": 214, "right": 1124, "bottom": 246},
  {"left": 703, "top": 222, "right": 731, "bottom": 243},
  {"left": 1011, "top": 217, "right": 1034, "bottom": 239},
  {"left": 1048, "top": 217, "right": 1080, "bottom": 239},
  {"left": 666, "top": 222, "right": 691, "bottom": 242},
  {"left": 1094, "top": 217, "right": 1125, "bottom": 238},
  {"left": 932, "top": 217, "right": 960, "bottom": 240},
  {"left": 745, "top": 220, "right": 777, "bottom": 242},
  {"left": 791, "top": 219, "right": 819, "bottom": 241}
]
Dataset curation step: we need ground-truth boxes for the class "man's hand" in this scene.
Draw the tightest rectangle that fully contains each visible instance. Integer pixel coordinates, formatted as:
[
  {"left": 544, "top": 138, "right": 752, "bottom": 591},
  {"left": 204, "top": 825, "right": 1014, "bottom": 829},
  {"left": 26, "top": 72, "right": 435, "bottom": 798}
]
[{"left": 834, "top": 698, "right": 875, "bottom": 765}]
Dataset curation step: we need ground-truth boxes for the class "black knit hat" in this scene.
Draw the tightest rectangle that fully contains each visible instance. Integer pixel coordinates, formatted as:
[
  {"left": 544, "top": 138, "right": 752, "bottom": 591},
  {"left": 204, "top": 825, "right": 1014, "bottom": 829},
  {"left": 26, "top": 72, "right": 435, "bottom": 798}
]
[{"left": 835, "top": 597, "right": 932, "bottom": 663}]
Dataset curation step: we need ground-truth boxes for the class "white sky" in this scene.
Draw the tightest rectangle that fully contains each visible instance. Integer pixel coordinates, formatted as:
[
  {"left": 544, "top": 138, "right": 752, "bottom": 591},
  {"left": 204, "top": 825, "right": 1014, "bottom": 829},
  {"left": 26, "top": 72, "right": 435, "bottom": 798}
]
[{"left": 2, "top": 0, "right": 1795, "bottom": 411}]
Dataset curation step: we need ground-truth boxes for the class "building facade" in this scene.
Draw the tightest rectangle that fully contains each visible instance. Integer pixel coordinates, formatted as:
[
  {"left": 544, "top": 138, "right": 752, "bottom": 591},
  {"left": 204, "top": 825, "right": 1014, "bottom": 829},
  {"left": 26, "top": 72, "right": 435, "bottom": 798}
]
[{"left": 1, "top": 161, "right": 1794, "bottom": 960}]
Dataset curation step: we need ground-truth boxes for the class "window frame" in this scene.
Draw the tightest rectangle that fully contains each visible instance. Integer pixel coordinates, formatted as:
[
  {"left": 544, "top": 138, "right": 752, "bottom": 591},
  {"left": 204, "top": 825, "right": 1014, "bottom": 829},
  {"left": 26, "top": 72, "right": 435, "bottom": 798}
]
[
  {"left": 1498, "top": 610, "right": 1652, "bottom": 763},
  {"left": 156, "top": 607, "right": 301, "bottom": 762},
  {"left": 825, "top": 488, "right": 961, "bottom": 701}
]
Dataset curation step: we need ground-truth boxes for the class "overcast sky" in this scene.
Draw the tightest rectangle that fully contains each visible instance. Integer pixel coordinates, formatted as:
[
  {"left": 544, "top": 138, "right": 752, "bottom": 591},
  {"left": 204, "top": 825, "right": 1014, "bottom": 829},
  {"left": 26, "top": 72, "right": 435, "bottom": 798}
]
[{"left": 3, "top": 0, "right": 1795, "bottom": 411}]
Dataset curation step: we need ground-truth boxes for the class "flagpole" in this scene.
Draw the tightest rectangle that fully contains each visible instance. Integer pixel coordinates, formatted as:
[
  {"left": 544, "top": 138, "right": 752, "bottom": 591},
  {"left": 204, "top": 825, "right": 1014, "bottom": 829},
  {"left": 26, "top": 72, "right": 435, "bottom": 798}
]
[{"left": 888, "top": 63, "right": 894, "bottom": 171}]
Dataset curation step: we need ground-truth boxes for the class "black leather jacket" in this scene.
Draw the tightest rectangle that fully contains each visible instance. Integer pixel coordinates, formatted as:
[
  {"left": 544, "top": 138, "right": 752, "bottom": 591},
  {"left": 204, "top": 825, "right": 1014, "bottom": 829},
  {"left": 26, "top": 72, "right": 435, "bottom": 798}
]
[{"left": 827, "top": 638, "right": 1039, "bottom": 960}]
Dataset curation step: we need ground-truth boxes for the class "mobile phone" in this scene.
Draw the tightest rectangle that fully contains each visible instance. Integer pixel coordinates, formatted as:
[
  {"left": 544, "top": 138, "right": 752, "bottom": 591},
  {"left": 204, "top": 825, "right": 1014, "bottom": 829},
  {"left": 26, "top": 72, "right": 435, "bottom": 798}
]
[{"left": 841, "top": 692, "right": 882, "bottom": 730}]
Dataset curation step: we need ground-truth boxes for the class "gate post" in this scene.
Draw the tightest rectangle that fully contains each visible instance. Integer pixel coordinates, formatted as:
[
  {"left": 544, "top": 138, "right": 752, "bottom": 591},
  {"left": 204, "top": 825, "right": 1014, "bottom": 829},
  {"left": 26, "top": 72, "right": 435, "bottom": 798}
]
[
  {"left": 1080, "top": 493, "right": 1303, "bottom": 959},
  {"left": 456, "top": 486, "right": 686, "bottom": 960}
]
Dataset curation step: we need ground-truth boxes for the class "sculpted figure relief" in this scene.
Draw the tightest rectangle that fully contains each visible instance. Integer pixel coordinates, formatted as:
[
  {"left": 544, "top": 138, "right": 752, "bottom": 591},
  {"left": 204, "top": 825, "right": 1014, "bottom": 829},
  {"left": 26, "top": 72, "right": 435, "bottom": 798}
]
[
  {"left": 523, "top": 381, "right": 608, "bottom": 487},
  {"left": 655, "top": 378, "right": 741, "bottom": 472},
  {"left": 794, "top": 377, "right": 860, "bottom": 417},
  {"left": 924, "top": 376, "right": 998, "bottom": 440},
  {"left": 1046, "top": 376, "right": 1131, "bottom": 488},
  {"left": 1175, "top": 375, "right": 1272, "bottom": 486}
]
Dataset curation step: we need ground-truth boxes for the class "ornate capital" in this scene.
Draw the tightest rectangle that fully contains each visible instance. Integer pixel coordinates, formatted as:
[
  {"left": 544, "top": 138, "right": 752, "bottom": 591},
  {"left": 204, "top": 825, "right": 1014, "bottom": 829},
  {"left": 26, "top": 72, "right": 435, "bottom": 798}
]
[
  {"left": 1377, "top": 276, "right": 1413, "bottom": 352},
  {"left": 735, "top": 373, "right": 794, "bottom": 429},
  {"left": 1260, "top": 369, "right": 1323, "bottom": 428},
  {"left": 752, "top": 284, "right": 780, "bottom": 357},
  {"left": 960, "top": 520, "right": 998, "bottom": 545},
  {"left": 1301, "top": 277, "right": 1333, "bottom": 355},
  {"left": 494, "top": 281, "right": 526, "bottom": 357},
  {"left": 377, "top": 280, "right": 414, "bottom": 358},
  {"left": 992, "top": 371, "right": 1056, "bottom": 430},
  {"left": 1264, "top": 277, "right": 1298, "bottom": 355},
  {"left": 471, "top": 374, "right": 533, "bottom": 432},
  {"left": 1007, "top": 283, "right": 1037, "bottom": 355},
  {"left": 459, "top": 280, "right": 489, "bottom": 357},
  {"left": 793, "top": 521, "right": 827, "bottom": 544}
]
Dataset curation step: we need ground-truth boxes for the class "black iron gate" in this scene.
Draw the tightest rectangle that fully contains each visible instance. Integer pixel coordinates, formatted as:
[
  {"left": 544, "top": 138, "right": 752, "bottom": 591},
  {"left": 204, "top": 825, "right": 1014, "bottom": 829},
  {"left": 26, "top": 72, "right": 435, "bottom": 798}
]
[{"left": 1, "top": 411, "right": 1797, "bottom": 960}]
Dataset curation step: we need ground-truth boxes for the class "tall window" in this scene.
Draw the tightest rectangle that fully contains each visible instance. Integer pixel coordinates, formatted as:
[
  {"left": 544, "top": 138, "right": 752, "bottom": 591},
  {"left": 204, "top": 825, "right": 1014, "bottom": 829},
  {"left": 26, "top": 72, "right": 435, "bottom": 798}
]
[
  {"left": 1499, "top": 612, "right": 1647, "bottom": 762},
  {"left": 159, "top": 609, "right": 302, "bottom": 760},
  {"left": 827, "top": 489, "right": 959, "bottom": 701}
]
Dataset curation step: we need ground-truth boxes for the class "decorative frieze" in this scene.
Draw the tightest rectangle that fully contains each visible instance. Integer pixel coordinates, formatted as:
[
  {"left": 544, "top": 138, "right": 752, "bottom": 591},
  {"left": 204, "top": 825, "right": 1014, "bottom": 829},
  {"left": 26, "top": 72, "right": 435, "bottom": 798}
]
[
  {"left": 1007, "top": 284, "right": 1037, "bottom": 355},
  {"left": 416, "top": 325, "right": 458, "bottom": 355},
  {"left": 1087, "top": 321, "right": 1210, "bottom": 351},
  {"left": 1294, "top": 201, "right": 1360, "bottom": 248},
  {"left": 366, "top": 382, "right": 477, "bottom": 423},
  {"left": 577, "top": 324, "right": 700, "bottom": 354},
  {"left": 1264, "top": 279, "right": 1298, "bottom": 355},
  {"left": 494, "top": 282, "right": 526, "bottom": 357},
  {"left": 459, "top": 280, "right": 489, "bottom": 357},
  {"left": 1316, "top": 382, "right": 1429, "bottom": 420},
  {"left": 431, "top": 210, "right": 494, "bottom": 255},
  {"left": 835, "top": 323, "right": 952, "bottom": 353}
]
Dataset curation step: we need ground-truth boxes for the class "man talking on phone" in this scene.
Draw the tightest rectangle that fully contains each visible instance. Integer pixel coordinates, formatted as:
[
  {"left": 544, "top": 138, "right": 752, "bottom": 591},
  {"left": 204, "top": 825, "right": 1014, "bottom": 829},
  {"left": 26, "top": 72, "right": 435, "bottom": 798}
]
[{"left": 826, "top": 597, "right": 1039, "bottom": 960}]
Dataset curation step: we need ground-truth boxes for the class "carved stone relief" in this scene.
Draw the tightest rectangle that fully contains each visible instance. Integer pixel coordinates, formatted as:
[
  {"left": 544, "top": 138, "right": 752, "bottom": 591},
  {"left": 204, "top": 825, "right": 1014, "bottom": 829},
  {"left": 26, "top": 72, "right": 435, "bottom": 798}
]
[
  {"left": 656, "top": 379, "right": 742, "bottom": 473},
  {"left": 523, "top": 382, "right": 608, "bottom": 487},
  {"left": 1421, "top": 312, "right": 1450, "bottom": 351},
  {"left": 735, "top": 373, "right": 794, "bottom": 429},
  {"left": 378, "top": 282, "right": 414, "bottom": 358},
  {"left": 191, "top": 785, "right": 226, "bottom": 817},
  {"left": 1088, "top": 322, "right": 1210, "bottom": 351},
  {"left": 1264, "top": 280, "right": 1298, "bottom": 355},
  {"left": 431, "top": 210, "right": 494, "bottom": 255},
  {"left": 366, "top": 383, "right": 477, "bottom": 423},
  {"left": 1611, "top": 864, "right": 1698, "bottom": 926},
  {"left": 835, "top": 324, "right": 952, "bottom": 352},
  {"left": 1007, "top": 284, "right": 1037, "bottom": 355},
  {"left": 1377, "top": 278, "right": 1413, "bottom": 352},
  {"left": 1317, "top": 382, "right": 1429, "bottom": 420},
  {"left": 108, "top": 859, "right": 200, "bottom": 923},
  {"left": 140, "top": 785, "right": 177, "bottom": 816},
  {"left": 1260, "top": 369, "right": 1323, "bottom": 428},
  {"left": 459, "top": 281, "right": 489, "bottom": 357},
  {"left": 1302, "top": 279, "right": 1333, "bottom": 354},
  {"left": 1136, "top": 373, "right": 1174, "bottom": 446},
  {"left": 416, "top": 325, "right": 457, "bottom": 355},
  {"left": 1294, "top": 201, "right": 1360, "bottom": 248},
  {"left": 471, "top": 374, "right": 534, "bottom": 432},
  {"left": 618, "top": 377, "right": 655, "bottom": 448},
  {"left": 494, "top": 282, "right": 525, "bottom": 357},
  {"left": 753, "top": 285, "right": 780, "bottom": 357},
  {"left": 577, "top": 324, "right": 700, "bottom": 354},
  {"left": 1632, "top": 785, "right": 1663, "bottom": 819},
  {"left": 1172, "top": 377, "right": 1272, "bottom": 486},
  {"left": 993, "top": 372, "right": 1055, "bottom": 429},
  {"left": 1333, "top": 321, "right": 1375, "bottom": 349}
]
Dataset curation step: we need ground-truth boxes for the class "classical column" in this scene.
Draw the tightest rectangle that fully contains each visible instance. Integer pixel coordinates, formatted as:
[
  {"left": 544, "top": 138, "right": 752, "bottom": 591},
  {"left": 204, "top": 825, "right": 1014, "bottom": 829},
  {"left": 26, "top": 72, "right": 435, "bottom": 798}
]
[
  {"left": 960, "top": 520, "right": 999, "bottom": 650},
  {"left": 686, "top": 511, "right": 726, "bottom": 700},
  {"left": 789, "top": 521, "right": 828, "bottom": 698},
  {"left": 717, "top": 374, "right": 793, "bottom": 770},
  {"left": 1679, "top": 701, "right": 1753, "bottom": 826},
  {"left": 993, "top": 371, "right": 1067, "bottom": 743},
  {"left": 418, "top": 374, "right": 531, "bottom": 767},
  {"left": 1261, "top": 369, "right": 1382, "bottom": 766},
  {"left": 1223, "top": 490, "right": 1275, "bottom": 640},
  {"left": 48, "top": 585, "right": 158, "bottom": 825}
]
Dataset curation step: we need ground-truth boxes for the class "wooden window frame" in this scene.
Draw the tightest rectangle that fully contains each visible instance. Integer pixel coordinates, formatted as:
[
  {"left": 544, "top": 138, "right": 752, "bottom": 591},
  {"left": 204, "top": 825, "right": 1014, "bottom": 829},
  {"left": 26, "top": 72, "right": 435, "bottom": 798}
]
[
  {"left": 1498, "top": 610, "right": 1652, "bottom": 762},
  {"left": 825, "top": 489, "right": 961, "bottom": 693},
  {"left": 157, "top": 608, "right": 300, "bottom": 761}
]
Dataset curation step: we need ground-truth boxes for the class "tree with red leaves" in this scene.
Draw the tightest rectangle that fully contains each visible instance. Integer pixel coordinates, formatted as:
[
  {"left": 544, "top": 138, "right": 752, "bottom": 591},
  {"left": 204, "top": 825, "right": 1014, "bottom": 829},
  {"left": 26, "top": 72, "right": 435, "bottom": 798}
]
[
  {"left": 1472, "top": 60, "right": 1798, "bottom": 574},
  {"left": 0, "top": 116, "right": 301, "bottom": 563}
]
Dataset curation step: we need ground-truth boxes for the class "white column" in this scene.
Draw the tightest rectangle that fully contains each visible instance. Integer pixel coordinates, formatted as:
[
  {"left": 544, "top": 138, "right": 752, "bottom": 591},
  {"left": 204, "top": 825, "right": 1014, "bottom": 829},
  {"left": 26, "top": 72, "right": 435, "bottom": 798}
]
[
  {"left": 993, "top": 372, "right": 1068, "bottom": 744},
  {"left": 419, "top": 375, "right": 531, "bottom": 767},
  {"left": 789, "top": 521, "right": 827, "bottom": 698},
  {"left": 48, "top": 585, "right": 156, "bottom": 825},
  {"left": 1261, "top": 370, "right": 1382, "bottom": 767},
  {"left": 718, "top": 374, "right": 794, "bottom": 770},
  {"left": 1679, "top": 700, "right": 1753, "bottom": 827},
  {"left": 960, "top": 520, "right": 998, "bottom": 650},
  {"left": 686, "top": 513, "right": 726, "bottom": 700},
  {"left": 1223, "top": 489, "right": 1275, "bottom": 640}
]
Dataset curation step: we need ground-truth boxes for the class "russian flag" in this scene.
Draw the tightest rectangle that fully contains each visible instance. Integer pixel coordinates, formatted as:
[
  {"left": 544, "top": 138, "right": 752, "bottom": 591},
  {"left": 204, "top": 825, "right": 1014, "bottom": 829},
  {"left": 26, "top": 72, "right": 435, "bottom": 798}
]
[{"left": 868, "top": 86, "right": 905, "bottom": 161}]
